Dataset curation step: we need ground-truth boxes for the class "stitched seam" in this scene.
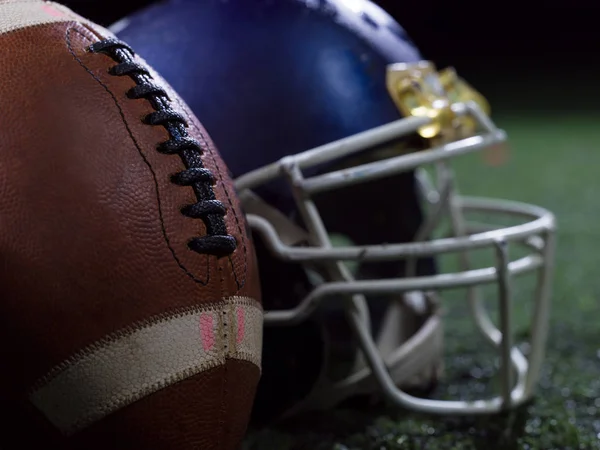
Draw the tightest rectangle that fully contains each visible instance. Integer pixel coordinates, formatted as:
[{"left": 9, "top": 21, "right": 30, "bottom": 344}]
[
  {"left": 86, "top": 37, "right": 236, "bottom": 256},
  {"left": 65, "top": 27, "right": 213, "bottom": 284},
  {"left": 176, "top": 100, "right": 249, "bottom": 292}
]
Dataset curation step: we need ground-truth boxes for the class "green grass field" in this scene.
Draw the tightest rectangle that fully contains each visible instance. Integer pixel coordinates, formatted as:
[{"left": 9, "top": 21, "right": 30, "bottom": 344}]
[{"left": 244, "top": 112, "right": 600, "bottom": 449}]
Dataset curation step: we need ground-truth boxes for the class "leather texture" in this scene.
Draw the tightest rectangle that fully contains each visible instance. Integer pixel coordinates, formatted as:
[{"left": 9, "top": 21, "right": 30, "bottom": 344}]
[{"left": 0, "top": 1, "right": 262, "bottom": 448}]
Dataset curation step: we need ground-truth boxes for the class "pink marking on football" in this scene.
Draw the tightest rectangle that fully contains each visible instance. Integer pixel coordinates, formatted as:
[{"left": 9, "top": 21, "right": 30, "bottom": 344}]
[
  {"left": 236, "top": 307, "right": 245, "bottom": 344},
  {"left": 41, "top": 3, "right": 67, "bottom": 18},
  {"left": 199, "top": 313, "right": 215, "bottom": 351}
]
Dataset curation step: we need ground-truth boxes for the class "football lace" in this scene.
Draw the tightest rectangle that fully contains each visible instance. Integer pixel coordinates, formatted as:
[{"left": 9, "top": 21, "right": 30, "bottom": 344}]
[{"left": 88, "top": 38, "right": 236, "bottom": 258}]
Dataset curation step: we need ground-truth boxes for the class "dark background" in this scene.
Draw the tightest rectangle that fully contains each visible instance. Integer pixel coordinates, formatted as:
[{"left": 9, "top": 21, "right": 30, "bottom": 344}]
[
  {"left": 380, "top": 0, "right": 600, "bottom": 113},
  {"left": 63, "top": 0, "right": 598, "bottom": 111}
]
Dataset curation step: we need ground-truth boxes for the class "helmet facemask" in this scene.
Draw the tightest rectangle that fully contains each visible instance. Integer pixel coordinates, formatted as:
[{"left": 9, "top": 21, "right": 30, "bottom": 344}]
[{"left": 240, "top": 61, "right": 556, "bottom": 421}]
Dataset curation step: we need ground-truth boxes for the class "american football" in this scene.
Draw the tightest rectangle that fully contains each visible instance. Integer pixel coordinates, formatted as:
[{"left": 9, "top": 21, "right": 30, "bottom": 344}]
[{"left": 0, "top": 1, "right": 262, "bottom": 449}]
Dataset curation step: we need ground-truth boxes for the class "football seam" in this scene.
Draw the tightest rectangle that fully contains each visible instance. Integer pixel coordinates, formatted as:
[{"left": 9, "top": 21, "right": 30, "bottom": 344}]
[
  {"left": 65, "top": 25, "right": 214, "bottom": 285},
  {"left": 177, "top": 99, "right": 248, "bottom": 292},
  {"left": 87, "top": 37, "right": 237, "bottom": 258}
]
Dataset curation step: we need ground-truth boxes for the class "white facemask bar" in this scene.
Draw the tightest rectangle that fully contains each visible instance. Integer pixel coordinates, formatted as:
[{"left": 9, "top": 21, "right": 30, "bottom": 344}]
[
  {"left": 236, "top": 102, "right": 503, "bottom": 193},
  {"left": 236, "top": 100, "right": 556, "bottom": 414}
]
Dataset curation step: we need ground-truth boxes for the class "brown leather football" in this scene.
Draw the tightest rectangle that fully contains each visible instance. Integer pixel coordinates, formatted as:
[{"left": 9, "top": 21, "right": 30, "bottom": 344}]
[{"left": 0, "top": 1, "right": 262, "bottom": 448}]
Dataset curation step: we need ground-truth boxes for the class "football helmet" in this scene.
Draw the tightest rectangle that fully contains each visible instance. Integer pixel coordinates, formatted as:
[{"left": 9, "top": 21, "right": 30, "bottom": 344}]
[{"left": 114, "top": 0, "right": 556, "bottom": 421}]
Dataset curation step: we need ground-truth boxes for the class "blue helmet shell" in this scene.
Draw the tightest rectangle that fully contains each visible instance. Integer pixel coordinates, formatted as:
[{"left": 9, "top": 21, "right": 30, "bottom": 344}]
[{"left": 116, "top": 0, "right": 423, "bottom": 178}]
